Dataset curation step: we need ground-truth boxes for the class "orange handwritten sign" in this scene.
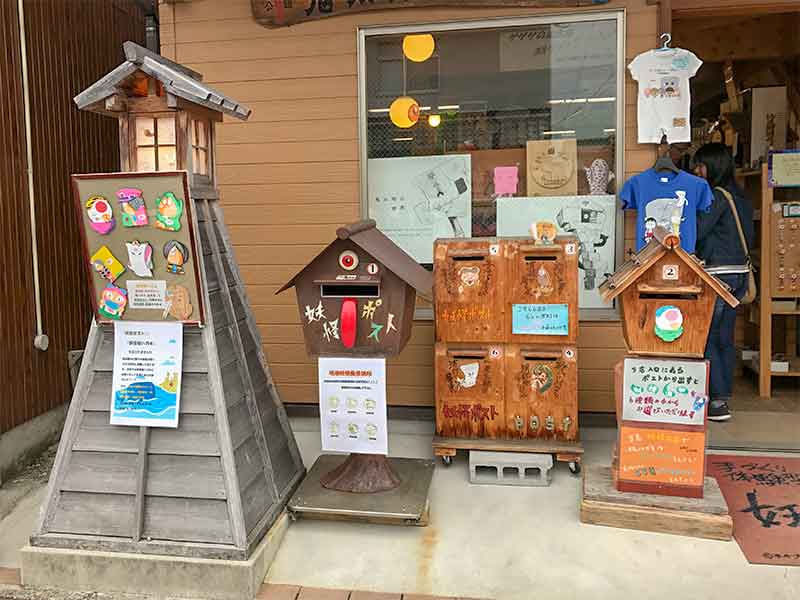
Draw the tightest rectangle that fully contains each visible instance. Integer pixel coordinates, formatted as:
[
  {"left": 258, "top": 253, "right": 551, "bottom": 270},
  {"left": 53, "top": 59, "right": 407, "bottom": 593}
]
[{"left": 618, "top": 425, "right": 705, "bottom": 488}]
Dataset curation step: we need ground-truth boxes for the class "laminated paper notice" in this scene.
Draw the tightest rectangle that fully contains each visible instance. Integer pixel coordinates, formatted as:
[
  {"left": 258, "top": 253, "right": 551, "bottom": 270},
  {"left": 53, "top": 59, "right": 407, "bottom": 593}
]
[
  {"left": 111, "top": 321, "right": 183, "bottom": 428},
  {"left": 318, "top": 357, "right": 388, "bottom": 455},
  {"left": 127, "top": 280, "right": 167, "bottom": 310}
]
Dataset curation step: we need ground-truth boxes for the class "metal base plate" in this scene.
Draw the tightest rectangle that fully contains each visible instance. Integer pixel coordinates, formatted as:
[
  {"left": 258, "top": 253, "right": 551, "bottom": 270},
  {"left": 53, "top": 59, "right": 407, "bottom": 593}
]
[{"left": 288, "top": 455, "right": 435, "bottom": 526}]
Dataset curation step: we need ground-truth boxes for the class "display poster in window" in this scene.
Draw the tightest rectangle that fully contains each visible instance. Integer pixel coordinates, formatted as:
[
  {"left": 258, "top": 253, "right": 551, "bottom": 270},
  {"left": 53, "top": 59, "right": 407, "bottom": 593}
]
[
  {"left": 497, "top": 195, "right": 616, "bottom": 308},
  {"left": 318, "top": 357, "right": 388, "bottom": 455},
  {"left": 499, "top": 21, "right": 617, "bottom": 72},
  {"left": 72, "top": 171, "right": 204, "bottom": 324},
  {"left": 368, "top": 155, "right": 472, "bottom": 264},
  {"left": 111, "top": 321, "right": 183, "bottom": 428},
  {"left": 618, "top": 425, "right": 705, "bottom": 488},
  {"left": 526, "top": 140, "right": 578, "bottom": 197},
  {"left": 621, "top": 357, "right": 708, "bottom": 427}
]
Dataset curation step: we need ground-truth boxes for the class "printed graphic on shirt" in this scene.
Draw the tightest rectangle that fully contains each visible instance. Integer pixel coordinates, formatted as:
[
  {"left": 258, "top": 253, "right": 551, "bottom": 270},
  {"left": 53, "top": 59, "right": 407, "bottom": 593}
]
[
  {"left": 628, "top": 49, "right": 702, "bottom": 144},
  {"left": 643, "top": 191, "right": 687, "bottom": 243}
]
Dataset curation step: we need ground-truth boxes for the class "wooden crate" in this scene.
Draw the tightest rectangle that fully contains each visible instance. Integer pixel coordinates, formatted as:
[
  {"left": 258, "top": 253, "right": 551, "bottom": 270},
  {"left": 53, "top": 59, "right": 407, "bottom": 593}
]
[
  {"left": 434, "top": 342, "right": 505, "bottom": 439},
  {"left": 505, "top": 236, "right": 579, "bottom": 345},
  {"left": 505, "top": 344, "right": 578, "bottom": 441},
  {"left": 434, "top": 239, "right": 505, "bottom": 343}
]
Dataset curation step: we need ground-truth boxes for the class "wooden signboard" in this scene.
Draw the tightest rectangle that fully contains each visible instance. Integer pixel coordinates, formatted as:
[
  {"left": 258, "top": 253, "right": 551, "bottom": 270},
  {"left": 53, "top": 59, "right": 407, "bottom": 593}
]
[
  {"left": 614, "top": 357, "right": 708, "bottom": 499},
  {"left": 73, "top": 171, "right": 204, "bottom": 325},
  {"left": 252, "top": 0, "right": 609, "bottom": 28}
]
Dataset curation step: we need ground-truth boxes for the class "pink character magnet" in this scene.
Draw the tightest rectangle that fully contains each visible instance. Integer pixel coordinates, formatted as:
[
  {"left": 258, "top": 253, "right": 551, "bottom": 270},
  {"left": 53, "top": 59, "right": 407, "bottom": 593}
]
[
  {"left": 85, "top": 195, "right": 115, "bottom": 234},
  {"left": 98, "top": 284, "right": 128, "bottom": 320},
  {"left": 117, "top": 188, "right": 148, "bottom": 227}
]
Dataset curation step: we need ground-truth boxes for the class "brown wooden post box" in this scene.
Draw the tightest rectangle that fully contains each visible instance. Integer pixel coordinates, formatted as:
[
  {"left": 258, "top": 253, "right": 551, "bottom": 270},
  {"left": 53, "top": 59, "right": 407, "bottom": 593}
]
[
  {"left": 434, "top": 343, "right": 505, "bottom": 439},
  {"left": 504, "top": 344, "right": 578, "bottom": 441},
  {"left": 505, "top": 236, "right": 579, "bottom": 345},
  {"left": 433, "top": 238, "right": 505, "bottom": 343},
  {"left": 278, "top": 220, "right": 432, "bottom": 357},
  {"left": 599, "top": 227, "right": 739, "bottom": 358}
]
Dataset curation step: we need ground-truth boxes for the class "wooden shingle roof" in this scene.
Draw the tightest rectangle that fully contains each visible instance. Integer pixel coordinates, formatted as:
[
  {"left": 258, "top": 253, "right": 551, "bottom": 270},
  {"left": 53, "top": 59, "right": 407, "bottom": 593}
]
[
  {"left": 74, "top": 42, "right": 251, "bottom": 120},
  {"left": 599, "top": 227, "right": 739, "bottom": 308}
]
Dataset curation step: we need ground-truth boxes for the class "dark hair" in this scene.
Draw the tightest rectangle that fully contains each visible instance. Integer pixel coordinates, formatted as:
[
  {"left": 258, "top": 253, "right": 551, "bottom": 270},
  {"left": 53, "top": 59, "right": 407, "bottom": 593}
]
[
  {"left": 163, "top": 240, "right": 188, "bottom": 260},
  {"left": 692, "top": 143, "right": 736, "bottom": 190}
]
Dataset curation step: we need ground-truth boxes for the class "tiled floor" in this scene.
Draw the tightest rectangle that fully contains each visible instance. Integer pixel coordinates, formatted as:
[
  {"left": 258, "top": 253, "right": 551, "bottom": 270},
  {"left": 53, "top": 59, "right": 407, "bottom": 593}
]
[
  {"left": 257, "top": 585, "right": 482, "bottom": 600},
  {"left": 0, "top": 568, "right": 20, "bottom": 586}
]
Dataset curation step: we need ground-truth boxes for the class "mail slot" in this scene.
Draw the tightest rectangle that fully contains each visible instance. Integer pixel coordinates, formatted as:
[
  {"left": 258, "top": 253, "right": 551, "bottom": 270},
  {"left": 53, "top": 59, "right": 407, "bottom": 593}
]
[
  {"left": 505, "top": 236, "right": 579, "bottom": 345},
  {"left": 435, "top": 342, "right": 505, "bottom": 439},
  {"left": 434, "top": 239, "right": 505, "bottom": 343},
  {"left": 504, "top": 344, "right": 578, "bottom": 441}
]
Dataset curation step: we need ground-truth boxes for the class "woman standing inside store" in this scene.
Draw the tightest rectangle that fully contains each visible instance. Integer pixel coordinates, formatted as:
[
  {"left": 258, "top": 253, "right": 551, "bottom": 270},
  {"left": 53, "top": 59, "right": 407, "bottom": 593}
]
[{"left": 693, "top": 143, "right": 755, "bottom": 421}]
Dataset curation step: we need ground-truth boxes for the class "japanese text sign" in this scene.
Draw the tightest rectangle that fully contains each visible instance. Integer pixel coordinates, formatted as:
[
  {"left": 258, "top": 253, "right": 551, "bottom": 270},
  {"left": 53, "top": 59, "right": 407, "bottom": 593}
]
[
  {"left": 512, "top": 303, "right": 569, "bottom": 336},
  {"left": 618, "top": 425, "right": 705, "bottom": 488},
  {"left": 622, "top": 357, "right": 708, "bottom": 427}
]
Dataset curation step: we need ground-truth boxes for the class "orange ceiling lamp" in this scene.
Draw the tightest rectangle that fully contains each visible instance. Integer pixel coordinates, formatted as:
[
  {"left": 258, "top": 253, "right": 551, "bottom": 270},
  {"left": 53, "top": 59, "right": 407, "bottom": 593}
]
[
  {"left": 403, "top": 34, "right": 435, "bottom": 63},
  {"left": 389, "top": 96, "right": 420, "bottom": 129}
]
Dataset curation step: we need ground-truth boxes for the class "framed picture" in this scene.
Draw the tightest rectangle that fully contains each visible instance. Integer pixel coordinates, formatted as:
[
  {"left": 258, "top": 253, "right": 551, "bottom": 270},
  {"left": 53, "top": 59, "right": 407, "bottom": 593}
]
[{"left": 72, "top": 171, "right": 205, "bottom": 325}]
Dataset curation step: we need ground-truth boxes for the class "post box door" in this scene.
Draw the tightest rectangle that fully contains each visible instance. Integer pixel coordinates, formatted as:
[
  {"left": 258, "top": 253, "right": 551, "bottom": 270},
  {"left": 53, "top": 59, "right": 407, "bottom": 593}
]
[
  {"left": 506, "top": 345, "right": 578, "bottom": 441},
  {"left": 435, "top": 343, "right": 505, "bottom": 439},
  {"left": 506, "top": 238, "right": 578, "bottom": 345},
  {"left": 434, "top": 240, "right": 505, "bottom": 343}
]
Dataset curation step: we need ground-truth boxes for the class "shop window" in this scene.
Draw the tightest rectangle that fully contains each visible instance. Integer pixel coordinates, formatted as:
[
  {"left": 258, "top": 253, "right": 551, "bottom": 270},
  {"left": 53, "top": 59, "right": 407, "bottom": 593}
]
[
  {"left": 360, "top": 14, "right": 624, "bottom": 315},
  {"left": 191, "top": 119, "right": 210, "bottom": 176},
  {"left": 134, "top": 115, "right": 177, "bottom": 171}
]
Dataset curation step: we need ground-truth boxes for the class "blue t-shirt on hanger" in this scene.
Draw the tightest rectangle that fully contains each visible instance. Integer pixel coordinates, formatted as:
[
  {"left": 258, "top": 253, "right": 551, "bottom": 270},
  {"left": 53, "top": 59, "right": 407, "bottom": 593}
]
[{"left": 620, "top": 168, "right": 713, "bottom": 252}]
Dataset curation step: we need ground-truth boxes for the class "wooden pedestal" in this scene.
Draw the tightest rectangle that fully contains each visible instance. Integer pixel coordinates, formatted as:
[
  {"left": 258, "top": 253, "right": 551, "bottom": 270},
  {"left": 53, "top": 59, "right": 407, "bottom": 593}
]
[{"left": 580, "top": 465, "right": 733, "bottom": 541}]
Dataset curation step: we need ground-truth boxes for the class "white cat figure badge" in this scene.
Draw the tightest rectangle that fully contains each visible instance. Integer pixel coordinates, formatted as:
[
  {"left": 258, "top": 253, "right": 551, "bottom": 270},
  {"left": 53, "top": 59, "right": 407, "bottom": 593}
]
[{"left": 125, "top": 240, "right": 154, "bottom": 278}]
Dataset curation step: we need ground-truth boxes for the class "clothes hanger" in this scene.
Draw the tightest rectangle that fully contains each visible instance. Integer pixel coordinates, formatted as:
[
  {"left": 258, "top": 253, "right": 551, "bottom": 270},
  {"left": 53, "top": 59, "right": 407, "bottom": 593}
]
[
  {"left": 653, "top": 133, "right": 680, "bottom": 173},
  {"left": 656, "top": 33, "right": 673, "bottom": 52}
]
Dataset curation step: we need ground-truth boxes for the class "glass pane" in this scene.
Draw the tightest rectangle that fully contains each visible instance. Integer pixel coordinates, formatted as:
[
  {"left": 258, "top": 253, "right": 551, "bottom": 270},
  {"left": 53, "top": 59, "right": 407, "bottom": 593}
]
[
  {"left": 135, "top": 117, "right": 156, "bottom": 146},
  {"left": 364, "top": 20, "right": 618, "bottom": 270},
  {"left": 158, "top": 117, "right": 176, "bottom": 145},
  {"left": 136, "top": 147, "right": 156, "bottom": 172},
  {"left": 159, "top": 145, "right": 177, "bottom": 171},
  {"left": 197, "top": 149, "right": 208, "bottom": 175}
]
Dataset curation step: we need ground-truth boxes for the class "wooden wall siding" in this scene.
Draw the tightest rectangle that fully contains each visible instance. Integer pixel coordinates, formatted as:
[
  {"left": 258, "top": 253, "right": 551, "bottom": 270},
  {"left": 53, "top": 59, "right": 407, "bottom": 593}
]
[
  {"left": 161, "top": 0, "right": 658, "bottom": 412},
  {"left": 0, "top": 0, "right": 145, "bottom": 435}
]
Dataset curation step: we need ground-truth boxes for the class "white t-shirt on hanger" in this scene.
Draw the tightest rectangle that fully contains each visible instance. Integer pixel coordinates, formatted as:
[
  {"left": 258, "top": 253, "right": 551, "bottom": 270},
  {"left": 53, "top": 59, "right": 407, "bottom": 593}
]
[{"left": 628, "top": 48, "right": 703, "bottom": 144}]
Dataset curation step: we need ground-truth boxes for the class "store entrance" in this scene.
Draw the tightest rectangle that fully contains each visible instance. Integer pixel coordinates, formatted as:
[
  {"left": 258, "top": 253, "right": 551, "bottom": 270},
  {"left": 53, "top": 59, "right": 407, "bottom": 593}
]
[{"left": 673, "top": 10, "right": 800, "bottom": 451}]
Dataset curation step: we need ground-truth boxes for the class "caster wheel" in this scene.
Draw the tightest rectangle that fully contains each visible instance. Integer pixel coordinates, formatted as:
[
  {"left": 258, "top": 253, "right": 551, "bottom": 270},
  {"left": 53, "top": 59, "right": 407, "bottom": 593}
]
[
  {"left": 441, "top": 455, "right": 453, "bottom": 466},
  {"left": 568, "top": 461, "right": 581, "bottom": 475}
]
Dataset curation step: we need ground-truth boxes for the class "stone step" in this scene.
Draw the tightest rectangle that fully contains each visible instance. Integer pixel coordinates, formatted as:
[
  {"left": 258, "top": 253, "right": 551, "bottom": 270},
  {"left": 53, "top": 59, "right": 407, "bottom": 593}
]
[{"left": 469, "top": 450, "right": 554, "bottom": 487}]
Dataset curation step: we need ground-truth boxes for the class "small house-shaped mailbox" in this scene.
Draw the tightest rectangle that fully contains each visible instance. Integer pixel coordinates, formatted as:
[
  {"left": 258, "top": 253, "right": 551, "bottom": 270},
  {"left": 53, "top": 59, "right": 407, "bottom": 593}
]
[
  {"left": 278, "top": 220, "right": 432, "bottom": 357},
  {"left": 599, "top": 227, "right": 739, "bottom": 357}
]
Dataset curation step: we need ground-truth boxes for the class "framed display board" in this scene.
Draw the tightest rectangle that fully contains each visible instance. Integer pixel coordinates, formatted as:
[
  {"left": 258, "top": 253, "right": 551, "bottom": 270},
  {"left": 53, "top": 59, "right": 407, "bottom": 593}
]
[{"left": 72, "top": 171, "right": 205, "bottom": 325}]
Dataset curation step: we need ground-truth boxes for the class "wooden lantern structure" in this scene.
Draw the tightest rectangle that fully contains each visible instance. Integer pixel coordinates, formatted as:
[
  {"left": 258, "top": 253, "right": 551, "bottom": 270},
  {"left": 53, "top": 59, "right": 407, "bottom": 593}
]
[
  {"left": 279, "top": 220, "right": 432, "bottom": 493},
  {"left": 30, "top": 43, "right": 304, "bottom": 565},
  {"left": 599, "top": 227, "right": 739, "bottom": 357}
]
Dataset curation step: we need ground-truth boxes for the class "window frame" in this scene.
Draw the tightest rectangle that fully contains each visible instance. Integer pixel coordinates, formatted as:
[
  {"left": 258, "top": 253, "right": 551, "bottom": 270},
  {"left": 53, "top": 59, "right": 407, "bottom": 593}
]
[{"left": 357, "top": 10, "right": 626, "bottom": 321}]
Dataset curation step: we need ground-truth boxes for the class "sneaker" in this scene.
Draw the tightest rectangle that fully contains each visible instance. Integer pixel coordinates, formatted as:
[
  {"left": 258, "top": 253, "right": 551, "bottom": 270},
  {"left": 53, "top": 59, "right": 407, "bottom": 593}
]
[{"left": 708, "top": 400, "right": 732, "bottom": 422}]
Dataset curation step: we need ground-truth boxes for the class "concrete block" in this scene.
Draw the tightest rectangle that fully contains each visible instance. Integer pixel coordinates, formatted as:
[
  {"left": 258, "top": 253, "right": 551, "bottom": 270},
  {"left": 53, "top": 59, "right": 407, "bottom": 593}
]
[
  {"left": 21, "top": 511, "right": 290, "bottom": 600},
  {"left": 469, "top": 450, "right": 553, "bottom": 487}
]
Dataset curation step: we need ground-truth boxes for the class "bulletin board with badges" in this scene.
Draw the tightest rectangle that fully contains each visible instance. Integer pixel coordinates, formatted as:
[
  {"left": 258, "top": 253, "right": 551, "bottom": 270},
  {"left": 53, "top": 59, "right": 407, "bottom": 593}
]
[{"left": 72, "top": 171, "right": 204, "bottom": 325}]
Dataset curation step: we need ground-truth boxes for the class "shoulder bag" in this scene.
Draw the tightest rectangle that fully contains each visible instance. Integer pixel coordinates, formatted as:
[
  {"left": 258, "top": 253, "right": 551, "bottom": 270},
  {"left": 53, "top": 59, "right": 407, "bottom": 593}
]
[{"left": 716, "top": 186, "right": 757, "bottom": 304}]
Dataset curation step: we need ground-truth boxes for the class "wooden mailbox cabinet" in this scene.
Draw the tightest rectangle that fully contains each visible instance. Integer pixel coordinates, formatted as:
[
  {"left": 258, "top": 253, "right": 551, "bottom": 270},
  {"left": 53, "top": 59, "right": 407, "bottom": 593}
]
[
  {"left": 434, "top": 236, "right": 579, "bottom": 445},
  {"left": 279, "top": 220, "right": 432, "bottom": 357},
  {"left": 599, "top": 228, "right": 739, "bottom": 358}
]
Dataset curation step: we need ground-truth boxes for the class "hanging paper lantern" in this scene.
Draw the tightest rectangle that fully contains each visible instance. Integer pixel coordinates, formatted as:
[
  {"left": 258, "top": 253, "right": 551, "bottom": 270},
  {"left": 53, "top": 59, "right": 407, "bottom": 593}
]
[
  {"left": 389, "top": 96, "right": 420, "bottom": 129},
  {"left": 428, "top": 114, "right": 442, "bottom": 128},
  {"left": 403, "top": 34, "right": 435, "bottom": 63}
]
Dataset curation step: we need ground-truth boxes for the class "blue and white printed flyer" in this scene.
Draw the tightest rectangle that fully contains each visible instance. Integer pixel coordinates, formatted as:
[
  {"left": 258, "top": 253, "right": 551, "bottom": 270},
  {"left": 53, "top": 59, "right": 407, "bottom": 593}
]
[{"left": 111, "top": 321, "right": 183, "bottom": 428}]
